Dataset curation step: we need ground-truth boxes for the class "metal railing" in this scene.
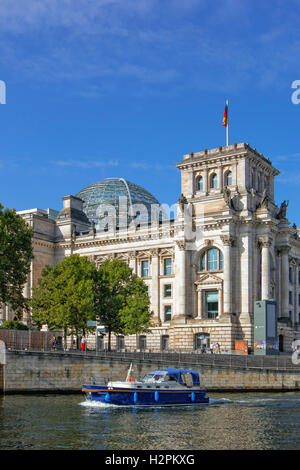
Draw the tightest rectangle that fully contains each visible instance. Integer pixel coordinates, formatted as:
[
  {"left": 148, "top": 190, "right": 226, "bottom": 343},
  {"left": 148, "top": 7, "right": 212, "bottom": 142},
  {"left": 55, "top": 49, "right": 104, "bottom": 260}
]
[{"left": 1, "top": 330, "right": 299, "bottom": 372}]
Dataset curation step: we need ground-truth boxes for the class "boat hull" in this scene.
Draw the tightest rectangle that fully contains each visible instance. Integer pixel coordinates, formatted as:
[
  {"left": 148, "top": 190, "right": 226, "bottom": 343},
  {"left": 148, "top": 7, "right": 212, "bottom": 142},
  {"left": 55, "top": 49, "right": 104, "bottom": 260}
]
[{"left": 82, "top": 385, "right": 209, "bottom": 406}]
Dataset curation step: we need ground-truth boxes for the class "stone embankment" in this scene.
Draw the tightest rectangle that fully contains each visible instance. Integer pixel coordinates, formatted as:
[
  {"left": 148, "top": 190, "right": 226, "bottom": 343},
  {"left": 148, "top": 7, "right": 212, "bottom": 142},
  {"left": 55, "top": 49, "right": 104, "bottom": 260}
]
[{"left": 1, "top": 349, "right": 300, "bottom": 393}]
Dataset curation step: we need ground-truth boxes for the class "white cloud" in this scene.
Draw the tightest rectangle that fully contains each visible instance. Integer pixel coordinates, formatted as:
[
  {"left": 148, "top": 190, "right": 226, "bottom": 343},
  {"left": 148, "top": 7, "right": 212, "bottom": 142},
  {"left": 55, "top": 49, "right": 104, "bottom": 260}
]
[
  {"left": 0, "top": 0, "right": 299, "bottom": 94},
  {"left": 50, "top": 159, "right": 119, "bottom": 168}
]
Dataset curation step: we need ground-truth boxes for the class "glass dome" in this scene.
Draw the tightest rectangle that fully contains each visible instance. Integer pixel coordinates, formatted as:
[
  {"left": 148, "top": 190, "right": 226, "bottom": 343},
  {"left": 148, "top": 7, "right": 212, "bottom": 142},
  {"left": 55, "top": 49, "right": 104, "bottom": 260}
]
[{"left": 76, "top": 177, "right": 161, "bottom": 227}]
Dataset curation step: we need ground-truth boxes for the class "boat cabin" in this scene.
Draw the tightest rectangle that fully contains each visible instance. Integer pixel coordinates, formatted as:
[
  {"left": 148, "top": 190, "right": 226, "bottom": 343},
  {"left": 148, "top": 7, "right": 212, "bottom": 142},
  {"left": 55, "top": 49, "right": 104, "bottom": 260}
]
[{"left": 141, "top": 368, "right": 200, "bottom": 387}]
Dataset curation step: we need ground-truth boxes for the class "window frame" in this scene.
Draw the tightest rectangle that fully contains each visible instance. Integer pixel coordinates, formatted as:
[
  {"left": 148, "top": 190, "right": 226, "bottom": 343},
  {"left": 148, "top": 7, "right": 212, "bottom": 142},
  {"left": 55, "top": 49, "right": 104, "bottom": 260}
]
[
  {"left": 163, "top": 257, "right": 172, "bottom": 276},
  {"left": 204, "top": 290, "right": 219, "bottom": 319},
  {"left": 199, "top": 247, "right": 224, "bottom": 272},
  {"left": 164, "top": 305, "right": 172, "bottom": 322},
  {"left": 210, "top": 172, "right": 218, "bottom": 189},
  {"left": 141, "top": 259, "right": 149, "bottom": 277},
  {"left": 196, "top": 175, "right": 203, "bottom": 191},
  {"left": 224, "top": 170, "right": 232, "bottom": 187},
  {"left": 164, "top": 284, "right": 172, "bottom": 298}
]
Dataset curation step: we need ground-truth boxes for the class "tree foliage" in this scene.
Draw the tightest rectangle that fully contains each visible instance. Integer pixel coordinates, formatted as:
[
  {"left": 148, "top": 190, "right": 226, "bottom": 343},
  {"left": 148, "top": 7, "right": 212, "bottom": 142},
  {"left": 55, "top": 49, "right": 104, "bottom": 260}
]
[
  {"left": 0, "top": 203, "right": 33, "bottom": 316},
  {"left": 30, "top": 255, "right": 153, "bottom": 350},
  {"left": 0, "top": 320, "right": 29, "bottom": 330},
  {"left": 96, "top": 258, "right": 153, "bottom": 350},
  {"left": 30, "top": 255, "right": 98, "bottom": 343}
]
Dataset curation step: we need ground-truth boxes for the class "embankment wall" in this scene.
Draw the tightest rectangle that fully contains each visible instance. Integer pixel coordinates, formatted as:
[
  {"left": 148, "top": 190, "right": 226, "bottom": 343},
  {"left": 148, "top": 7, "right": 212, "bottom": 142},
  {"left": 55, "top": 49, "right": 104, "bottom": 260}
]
[{"left": 2, "top": 351, "right": 300, "bottom": 393}]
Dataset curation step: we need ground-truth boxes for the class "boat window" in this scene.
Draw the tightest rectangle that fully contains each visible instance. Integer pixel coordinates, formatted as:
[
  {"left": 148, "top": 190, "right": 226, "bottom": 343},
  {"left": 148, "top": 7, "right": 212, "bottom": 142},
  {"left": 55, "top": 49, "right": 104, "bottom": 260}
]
[
  {"left": 181, "top": 373, "right": 193, "bottom": 387},
  {"left": 142, "top": 373, "right": 166, "bottom": 383}
]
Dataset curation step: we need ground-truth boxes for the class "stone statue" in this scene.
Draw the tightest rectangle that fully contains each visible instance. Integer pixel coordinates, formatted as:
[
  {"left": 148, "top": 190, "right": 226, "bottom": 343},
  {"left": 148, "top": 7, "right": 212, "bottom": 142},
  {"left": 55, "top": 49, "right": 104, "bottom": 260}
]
[
  {"left": 178, "top": 193, "right": 188, "bottom": 212},
  {"left": 258, "top": 188, "right": 269, "bottom": 210},
  {"left": 89, "top": 221, "right": 96, "bottom": 235},
  {"left": 276, "top": 200, "right": 289, "bottom": 219},
  {"left": 224, "top": 188, "right": 233, "bottom": 209}
]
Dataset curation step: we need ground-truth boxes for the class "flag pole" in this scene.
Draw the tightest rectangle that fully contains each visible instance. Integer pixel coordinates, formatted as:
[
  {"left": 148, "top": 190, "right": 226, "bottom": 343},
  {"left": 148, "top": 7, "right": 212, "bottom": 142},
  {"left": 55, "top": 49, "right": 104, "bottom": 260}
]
[{"left": 226, "top": 99, "right": 229, "bottom": 146}]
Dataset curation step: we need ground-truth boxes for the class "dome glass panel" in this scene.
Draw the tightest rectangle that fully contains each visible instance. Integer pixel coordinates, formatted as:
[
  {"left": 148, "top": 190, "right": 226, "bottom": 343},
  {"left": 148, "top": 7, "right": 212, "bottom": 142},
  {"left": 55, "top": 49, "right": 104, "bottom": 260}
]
[{"left": 76, "top": 177, "right": 161, "bottom": 227}]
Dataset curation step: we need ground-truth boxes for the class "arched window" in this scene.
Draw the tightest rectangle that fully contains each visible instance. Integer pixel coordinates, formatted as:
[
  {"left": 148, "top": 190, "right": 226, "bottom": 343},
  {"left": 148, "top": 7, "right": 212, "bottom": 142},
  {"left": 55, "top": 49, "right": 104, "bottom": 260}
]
[
  {"left": 199, "top": 248, "right": 224, "bottom": 271},
  {"left": 207, "top": 248, "right": 218, "bottom": 270},
  {"left": 196, "top": 175, "right": 203, "bottom": 191},
  {"left": 210, "top": 173, "right": 218, "bottom": 189},
  {"left": 224, "top": 170, "right": 232, "bottom": 187}
]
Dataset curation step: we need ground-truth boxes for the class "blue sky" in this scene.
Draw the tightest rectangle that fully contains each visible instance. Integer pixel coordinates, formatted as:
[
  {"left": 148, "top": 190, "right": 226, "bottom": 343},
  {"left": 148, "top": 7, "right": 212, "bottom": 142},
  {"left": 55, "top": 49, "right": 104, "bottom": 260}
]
[{"left": 1, "top": 0, "right": 300, "bottom": 224}]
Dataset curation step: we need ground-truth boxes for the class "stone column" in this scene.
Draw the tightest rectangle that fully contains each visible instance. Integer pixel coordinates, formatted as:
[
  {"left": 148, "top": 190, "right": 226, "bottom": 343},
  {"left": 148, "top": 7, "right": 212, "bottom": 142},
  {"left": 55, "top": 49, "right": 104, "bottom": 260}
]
[
  {"left": 128, "top": 251, "right": 137, "bottom": 274},
  {"left": 150, "top": 249, "right": 160, "bottom": 324},
  {"left": 204, "top": 168, "right": 209, "bottom": 195},
  {"left": 221, "top": 235, "right": 234, "bottom": 317},
  {"left": 239, "top": 229, "right": 253, "bottom": 323},
  {"left": 173, "top": 240, "right": 186, "bottom": 323},
  {"left": 279, "top": 246, "right": 290, "bottom": 318},
  {"left": 234, "top": 159, "right": 238, "bottom": 191},
  {"left": 218, "top": 166, "right": 223, "bottom": 193},
  {"left": 260, "top": 237, "right": 272, "bottom": 300},
  {"left": 195, "top": 286, "right": 203, "bottom": 319}
]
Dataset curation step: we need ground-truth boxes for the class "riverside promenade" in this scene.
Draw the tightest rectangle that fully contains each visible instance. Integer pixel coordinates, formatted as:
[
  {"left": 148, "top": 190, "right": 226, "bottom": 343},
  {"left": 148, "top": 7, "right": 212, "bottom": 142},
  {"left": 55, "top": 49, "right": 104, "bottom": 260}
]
[{"left": 1, "top": 346, "right": 300, "bottom": 394}]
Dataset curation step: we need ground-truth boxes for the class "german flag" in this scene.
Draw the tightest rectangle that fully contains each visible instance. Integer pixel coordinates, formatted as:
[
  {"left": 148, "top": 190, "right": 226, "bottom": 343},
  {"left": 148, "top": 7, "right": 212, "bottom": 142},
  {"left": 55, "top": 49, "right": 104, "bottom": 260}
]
[{"left": 222, "top": 101, "right": 228, "bottom": 127}]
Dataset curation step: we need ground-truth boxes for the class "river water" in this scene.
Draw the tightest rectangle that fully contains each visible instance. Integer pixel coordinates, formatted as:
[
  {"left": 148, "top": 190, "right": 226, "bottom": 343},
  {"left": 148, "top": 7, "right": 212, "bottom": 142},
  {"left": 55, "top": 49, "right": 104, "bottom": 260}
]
[{"left": 1, "top": 392, "right": 300, "bottom": 450}]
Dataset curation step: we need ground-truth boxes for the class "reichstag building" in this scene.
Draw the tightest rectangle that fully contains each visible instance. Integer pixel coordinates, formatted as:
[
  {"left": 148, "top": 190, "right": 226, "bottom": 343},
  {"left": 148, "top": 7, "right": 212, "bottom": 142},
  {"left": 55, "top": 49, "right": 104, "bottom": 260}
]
[{"left": 2, "top": 142, "right": 300, "bottom": 353}]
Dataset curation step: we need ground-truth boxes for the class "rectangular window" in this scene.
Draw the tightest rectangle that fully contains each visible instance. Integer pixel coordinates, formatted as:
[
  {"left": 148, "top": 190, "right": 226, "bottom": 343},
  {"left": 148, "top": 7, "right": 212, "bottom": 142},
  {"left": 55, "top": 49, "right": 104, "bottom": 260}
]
[
  {"left": 141, "top": 260, "right": 149, "bottom": 277},
  {"left": 298, "top": 294, "right": 300, "bottom": 307},
  {"left": 164, "top": 284, "right": 172, "bottom": 298},
  {"left": 164, "top": 305, "right": 172, "bottom": 321},
  {"left": 289, "top": 267, "right": 293, "bottom": 283},
  {"left": 139, "top": 335, "right": 146, "bottom": 350},
  {"left": 205, "top": 290, "right": 218, "bottom": 319},
  {"left": 289, "top": 291, "right": 293, "bottom": 305},
  {"left": 161, "top": 335, "right": 169, "bottom": 351},
  {"left": 299, "top": 271, "right": 300, "bottom": 285},
  {"left": 116, "top": 336, "right": 124, "bottom": 350},
  {"left": 194, "top": 333, "right": 210, "bottom": 351},
  {"left": 163, "top": 258, "right": 172, "bottom": 275}
]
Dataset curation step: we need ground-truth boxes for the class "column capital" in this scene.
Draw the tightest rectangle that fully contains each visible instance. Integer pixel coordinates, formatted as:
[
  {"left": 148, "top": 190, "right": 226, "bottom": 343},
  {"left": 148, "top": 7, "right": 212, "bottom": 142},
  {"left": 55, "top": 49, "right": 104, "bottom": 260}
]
[
  {"left": 257, "top": 236, "right": 272, "bottom": 248},
  {"left": 277, "top": 244, "right": 291, "bottom": 255},
  {"left": 175, "top": 240, "right": 185, "bottom": 251},
  {"left": 149, "top": 248, "right": 160, "bottom": 258},
  {"left": 220, "top": 235, "right": 235, "bottom": 246},
  {"left": 128, "top": 250, "right": 137, "bottom": 260}
]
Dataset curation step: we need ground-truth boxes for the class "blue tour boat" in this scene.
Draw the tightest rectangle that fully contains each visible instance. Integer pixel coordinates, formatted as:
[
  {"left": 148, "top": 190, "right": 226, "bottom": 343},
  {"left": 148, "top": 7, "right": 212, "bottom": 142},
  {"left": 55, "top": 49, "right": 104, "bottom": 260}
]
[{"left": 82, "top": 365, "right": 209, "bottom": 406}]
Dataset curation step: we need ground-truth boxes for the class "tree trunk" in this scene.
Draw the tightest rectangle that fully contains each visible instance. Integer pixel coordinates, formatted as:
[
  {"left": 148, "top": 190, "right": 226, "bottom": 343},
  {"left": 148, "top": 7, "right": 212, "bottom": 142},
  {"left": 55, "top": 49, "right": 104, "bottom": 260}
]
[{"left": 108, "top": 329, "right": 111, "bottom": 351}]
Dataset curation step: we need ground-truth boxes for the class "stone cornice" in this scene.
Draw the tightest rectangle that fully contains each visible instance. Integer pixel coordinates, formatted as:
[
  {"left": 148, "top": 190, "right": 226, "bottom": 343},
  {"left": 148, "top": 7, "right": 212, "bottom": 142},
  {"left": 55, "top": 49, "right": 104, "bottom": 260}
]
[
  {"left": 176, "top": 142, "right": 279, "bottom": 175},
  {"left": 32, "top": 238, "right": 56, "bottom": 250}
]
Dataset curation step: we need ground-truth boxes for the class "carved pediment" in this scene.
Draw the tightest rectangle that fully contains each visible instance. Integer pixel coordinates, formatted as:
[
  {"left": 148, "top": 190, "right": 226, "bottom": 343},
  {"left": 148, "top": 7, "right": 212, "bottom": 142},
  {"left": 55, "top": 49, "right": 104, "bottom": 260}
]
[
  {"left": 195, "top": 273, "right": 223, "bottom": 286},
  {"left": 159, "top": 248, "right": 174, "bottom": 257}
]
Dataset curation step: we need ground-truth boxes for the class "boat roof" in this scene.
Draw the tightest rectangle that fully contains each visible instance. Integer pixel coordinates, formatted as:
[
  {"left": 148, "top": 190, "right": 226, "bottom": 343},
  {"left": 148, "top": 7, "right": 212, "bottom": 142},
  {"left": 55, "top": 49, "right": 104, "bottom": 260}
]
[{"left": 150, "top": 368, "right": 199, "bottom": 375}]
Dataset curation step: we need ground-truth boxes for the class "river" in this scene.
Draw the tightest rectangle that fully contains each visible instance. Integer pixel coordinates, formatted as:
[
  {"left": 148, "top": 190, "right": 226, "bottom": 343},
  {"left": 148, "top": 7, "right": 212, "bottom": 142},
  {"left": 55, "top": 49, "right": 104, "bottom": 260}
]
[{"left": 0, "top": 392, "right": 300, "bottom": 450}]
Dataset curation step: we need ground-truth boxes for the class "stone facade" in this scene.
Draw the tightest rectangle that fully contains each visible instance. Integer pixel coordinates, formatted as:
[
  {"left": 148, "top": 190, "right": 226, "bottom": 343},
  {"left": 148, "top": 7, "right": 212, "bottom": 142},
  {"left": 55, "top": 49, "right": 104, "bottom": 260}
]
[{"left": 2, "top": 142, "right": 300, "bottom": 352}]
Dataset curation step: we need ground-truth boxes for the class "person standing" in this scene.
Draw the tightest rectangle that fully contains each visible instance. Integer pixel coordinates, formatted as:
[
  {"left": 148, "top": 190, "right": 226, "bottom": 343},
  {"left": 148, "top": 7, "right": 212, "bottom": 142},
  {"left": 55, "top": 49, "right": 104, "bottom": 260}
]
[
  {"left": 81, "top": 337, "right": 86, "bottom": 351},
  {"left": 51, "top": 335, "right": 56, "bottom": 350}
]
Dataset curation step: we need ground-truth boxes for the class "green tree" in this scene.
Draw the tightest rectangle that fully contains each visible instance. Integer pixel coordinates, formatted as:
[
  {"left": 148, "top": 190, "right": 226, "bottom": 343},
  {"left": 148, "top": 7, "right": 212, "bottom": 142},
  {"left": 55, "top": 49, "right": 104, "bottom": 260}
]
[
  {"left": 30, "top": 254, "right": 98, "bottom": 346},
  {"left": 0, "top": 203, "right": 33, "bottom": 316},
  {"left": 95, "top": 259, "right": 153, "bottom": 350},
  {"left": 0, "top": 320, "right": 29, "bottom": 330}
]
